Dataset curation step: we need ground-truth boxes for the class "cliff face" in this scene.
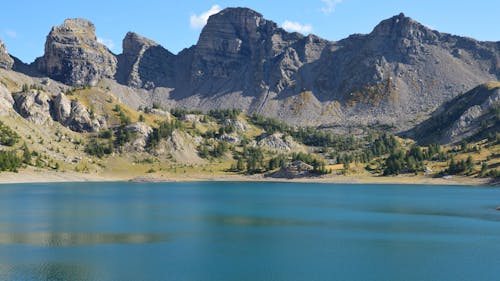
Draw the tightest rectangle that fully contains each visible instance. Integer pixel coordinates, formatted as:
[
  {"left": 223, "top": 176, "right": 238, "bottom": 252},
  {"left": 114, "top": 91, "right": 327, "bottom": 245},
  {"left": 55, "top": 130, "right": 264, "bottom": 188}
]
[
  {"left": 11, "top": 8, "right": 500, "bottom": 131},
  {"left": 34, "top": 19, "right": 117, "bottom": 86},
  {"left": 116, "top": 32, "right": 175, "bottom": 89}
]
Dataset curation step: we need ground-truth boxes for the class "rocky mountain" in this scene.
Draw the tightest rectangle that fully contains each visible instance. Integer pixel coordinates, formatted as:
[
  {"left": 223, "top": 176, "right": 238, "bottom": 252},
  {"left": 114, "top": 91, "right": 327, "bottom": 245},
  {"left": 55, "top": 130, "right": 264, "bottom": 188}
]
[
  {"left": 4, "top": 8, "right": 500, "bottom": 132},
  {"left": 34, "top": 19, "right": 117, "bottom": 86},
  {"left": 402, "top": 82, "right": 500, "bottom": 145},
  {"left": 115, "top": 32, "right": 175, "bottom": 89}
]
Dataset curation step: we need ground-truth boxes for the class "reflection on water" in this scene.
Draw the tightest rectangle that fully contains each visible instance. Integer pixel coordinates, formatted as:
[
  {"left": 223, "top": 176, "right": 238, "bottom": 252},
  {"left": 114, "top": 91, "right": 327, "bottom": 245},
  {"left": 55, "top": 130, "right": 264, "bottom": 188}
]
[
  {"left": 207, "top": 215, "right": 317, "bottom": 227},
  {"left": 0, "top": 232, "right": 168, "bottom": 246},
  {"left": 0, "top": 263, "right": 94, "bottom": 281}
]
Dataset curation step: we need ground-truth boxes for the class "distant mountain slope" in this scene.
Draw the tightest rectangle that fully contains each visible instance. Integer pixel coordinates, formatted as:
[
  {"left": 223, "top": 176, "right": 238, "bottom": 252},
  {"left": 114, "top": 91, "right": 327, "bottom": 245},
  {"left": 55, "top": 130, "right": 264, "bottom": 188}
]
[
  {"left": 402, "top": 82, "right": 500, "bottom": 144},
  {"left": 2, "top": 8, "right": 500, "bottom": 130}
]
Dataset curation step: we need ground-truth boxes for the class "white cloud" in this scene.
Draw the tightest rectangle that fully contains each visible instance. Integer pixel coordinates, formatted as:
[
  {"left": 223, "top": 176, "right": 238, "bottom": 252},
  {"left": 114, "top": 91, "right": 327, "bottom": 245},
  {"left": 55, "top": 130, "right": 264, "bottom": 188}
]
[
  {"left": 4, "top": 30, "right": 17, "bottom": 39},
  {"left": 190, "top": 5, "right": 222, "bottom": 29},
  {"left": 321, "top": 0, "right": 343, "bottom": 15},
  {"left": 282, "top": 20, "right": 313, "bottom": 34},
  {"left": 97, "top": 37, "right": 115, "bottom": 50}
]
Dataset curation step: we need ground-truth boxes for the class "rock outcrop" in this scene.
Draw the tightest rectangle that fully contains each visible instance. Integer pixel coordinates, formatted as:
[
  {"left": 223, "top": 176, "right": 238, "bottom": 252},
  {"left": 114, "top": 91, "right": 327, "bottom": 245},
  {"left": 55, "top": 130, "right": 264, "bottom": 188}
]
[
  {"left": 125, "top": 122, "right": 153, "bottom": 152},
  {"left": 258, "top": 133, "right": 302, "bottom": 151},
  {"left": 402, "top": 82, "right": 500, "bottom": 144},
  {"left": 51, "top": 92, "right": 103, "bottom": 132},
  {"left": 0, "top": 84, "right": 14, "bottom": 115},
  {"left": 14, "top": 90, "right": 53, "bottom": 125},
  {"left": 0, "top": 39, "right": 14, "bottom": 69},
  {"left": 35, "top": 19, "right": 117, "bottom": 86}
]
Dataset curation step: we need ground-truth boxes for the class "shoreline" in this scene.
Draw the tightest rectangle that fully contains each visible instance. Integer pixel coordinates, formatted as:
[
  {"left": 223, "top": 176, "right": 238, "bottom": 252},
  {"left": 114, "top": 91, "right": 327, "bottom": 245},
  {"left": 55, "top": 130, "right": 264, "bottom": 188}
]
[{"left": 0, "top": 167, "right": 494, "bottom": 186}]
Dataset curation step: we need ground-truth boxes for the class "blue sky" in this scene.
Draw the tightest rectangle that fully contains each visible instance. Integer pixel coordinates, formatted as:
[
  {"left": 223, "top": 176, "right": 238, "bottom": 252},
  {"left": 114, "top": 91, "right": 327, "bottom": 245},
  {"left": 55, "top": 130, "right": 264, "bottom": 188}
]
[{"left": 1, "top": 0, "right": 499, "bottom": 63}]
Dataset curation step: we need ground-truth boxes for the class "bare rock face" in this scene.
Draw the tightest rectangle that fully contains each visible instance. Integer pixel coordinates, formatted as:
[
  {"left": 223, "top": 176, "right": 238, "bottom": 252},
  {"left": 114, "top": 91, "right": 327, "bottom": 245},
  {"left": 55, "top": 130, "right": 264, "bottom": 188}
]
[
  {"left": 403, "top": 83, "right": 500, "bottom": 144},
  {"left": 35, "top": 19, "right": 117, "bottom": 86},
  {"left": 0, "top": 84, "right": 14, "bottom": 115},
  {"left": 68, "top": 100, "right": 102, "bottom": 132},
  {"left": 52, "top": 92, "right": 72, "bottom": 122},
  {"left": 14, "top": 90, "right": 52, "bottom": 125},
  {"left": 116, "top": 32, "right": 174, "bottom": 88},
  {"left": 125, "top": 122, "right": 153, "bottom": 152},
  {"left": 0, "top": 39, "right": 14, "bottom": 69}
]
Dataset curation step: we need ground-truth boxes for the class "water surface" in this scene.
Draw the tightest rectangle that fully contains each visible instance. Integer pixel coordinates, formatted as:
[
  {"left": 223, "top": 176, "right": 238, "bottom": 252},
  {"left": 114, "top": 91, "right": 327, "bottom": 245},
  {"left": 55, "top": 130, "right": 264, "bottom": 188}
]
[{"left": 0, "top": 182, "right": 499, "bottom": 281}]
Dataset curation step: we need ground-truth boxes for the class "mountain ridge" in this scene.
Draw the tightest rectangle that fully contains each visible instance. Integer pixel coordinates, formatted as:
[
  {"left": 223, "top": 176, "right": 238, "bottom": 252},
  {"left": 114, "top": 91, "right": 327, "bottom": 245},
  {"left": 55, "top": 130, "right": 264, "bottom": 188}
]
[{"left": 1, "top": 7, "right": 499, "bottom": 131}]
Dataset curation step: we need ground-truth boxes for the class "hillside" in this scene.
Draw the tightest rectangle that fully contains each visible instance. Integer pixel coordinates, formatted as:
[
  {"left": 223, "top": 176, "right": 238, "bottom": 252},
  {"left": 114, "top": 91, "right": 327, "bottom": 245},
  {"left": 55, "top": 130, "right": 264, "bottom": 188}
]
[{"left": 0, "top": 70, "right": 498, "bottom": 184}]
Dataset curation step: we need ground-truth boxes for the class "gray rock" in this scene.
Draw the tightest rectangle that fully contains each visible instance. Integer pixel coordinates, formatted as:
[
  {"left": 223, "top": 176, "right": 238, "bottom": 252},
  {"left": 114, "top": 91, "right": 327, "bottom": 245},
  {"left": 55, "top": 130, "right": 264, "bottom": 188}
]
[
  {"left": 14, "top": 90, "right": 52, "bottom": 125},
  {"left": 35, "top": 18, "right": 117, "bottom": 86},
  {"left": 125, "top": 122, "right": 153, "bottom": 152},
  {"left": 52, "top": 92, "right": 72, "bottom": 122},
  {"left": 51, "top": 92, "right": 102, "bottom": 132},
  {"left": 218, "top": 133, "right": 240, "bottom": 145},
  {"left": 68, "top": 100, "right": 101, "bottom": 132},
  {"left": 0, "top": 84, "right": 14, "bottom": 115},
  {"left": 258, "top": 133, "right": 301, "bottom": 151},
  {"left": 0, "top": 40, "right": 14, "bottom": 69}
]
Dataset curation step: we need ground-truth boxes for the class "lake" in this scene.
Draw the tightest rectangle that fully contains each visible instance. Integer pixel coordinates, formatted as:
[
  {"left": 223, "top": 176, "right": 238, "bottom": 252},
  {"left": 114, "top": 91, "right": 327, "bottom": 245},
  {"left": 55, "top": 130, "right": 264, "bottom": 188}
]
[{"left": 0, "top": 181, "right": 499, "bottom": 281}]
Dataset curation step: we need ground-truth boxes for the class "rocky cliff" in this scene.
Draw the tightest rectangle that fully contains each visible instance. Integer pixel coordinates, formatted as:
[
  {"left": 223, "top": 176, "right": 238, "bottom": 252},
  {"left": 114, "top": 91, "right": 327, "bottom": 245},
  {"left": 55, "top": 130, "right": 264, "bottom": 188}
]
[
  {"left": 116, "top": 32, "right": 175, "bottom": 89},
  {"left": 34, "top": 19, "right": 117, "bottom": 86}
]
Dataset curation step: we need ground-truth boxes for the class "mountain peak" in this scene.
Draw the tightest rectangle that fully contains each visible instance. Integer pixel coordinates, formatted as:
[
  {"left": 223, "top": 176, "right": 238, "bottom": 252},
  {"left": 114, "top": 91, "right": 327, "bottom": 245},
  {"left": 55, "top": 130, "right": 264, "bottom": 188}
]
[
  {"left": 123, "top": 32, "right": 158, "bottom": 56},
  {"left": 201, "top": 7, "right": 270, "bottom": 37},
  {"left": 371, "top": 13, "right": 435, "bottom": 39},
  {"left": 0, "top": 39, "right": 14, "bottom": 70},
  {"left": 35, "top": 18, "right": 117, "bottom": 86},
  {"left": 55, "top": 18, "right": 96, "bottom": 38}
]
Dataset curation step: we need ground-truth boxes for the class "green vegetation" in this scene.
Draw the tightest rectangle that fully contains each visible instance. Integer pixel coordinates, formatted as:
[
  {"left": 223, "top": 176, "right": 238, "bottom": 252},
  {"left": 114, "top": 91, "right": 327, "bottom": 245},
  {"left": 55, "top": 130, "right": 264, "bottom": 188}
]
[
  {"left": 0, "top": 150, "right": 22, "bottom": 172},
  {"left": 0, "top": 121, "right": 20, "bottom": 146},
  {"left": 146, "top": 119, "right": 184, "bottom": 149}
]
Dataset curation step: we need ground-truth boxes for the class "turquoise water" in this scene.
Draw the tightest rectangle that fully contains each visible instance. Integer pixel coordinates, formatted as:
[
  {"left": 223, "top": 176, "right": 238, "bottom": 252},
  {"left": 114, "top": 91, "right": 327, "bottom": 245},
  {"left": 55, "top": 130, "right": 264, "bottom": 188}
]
[{"left": 0, "top": 182, "right": 499, "bottom": 281}]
